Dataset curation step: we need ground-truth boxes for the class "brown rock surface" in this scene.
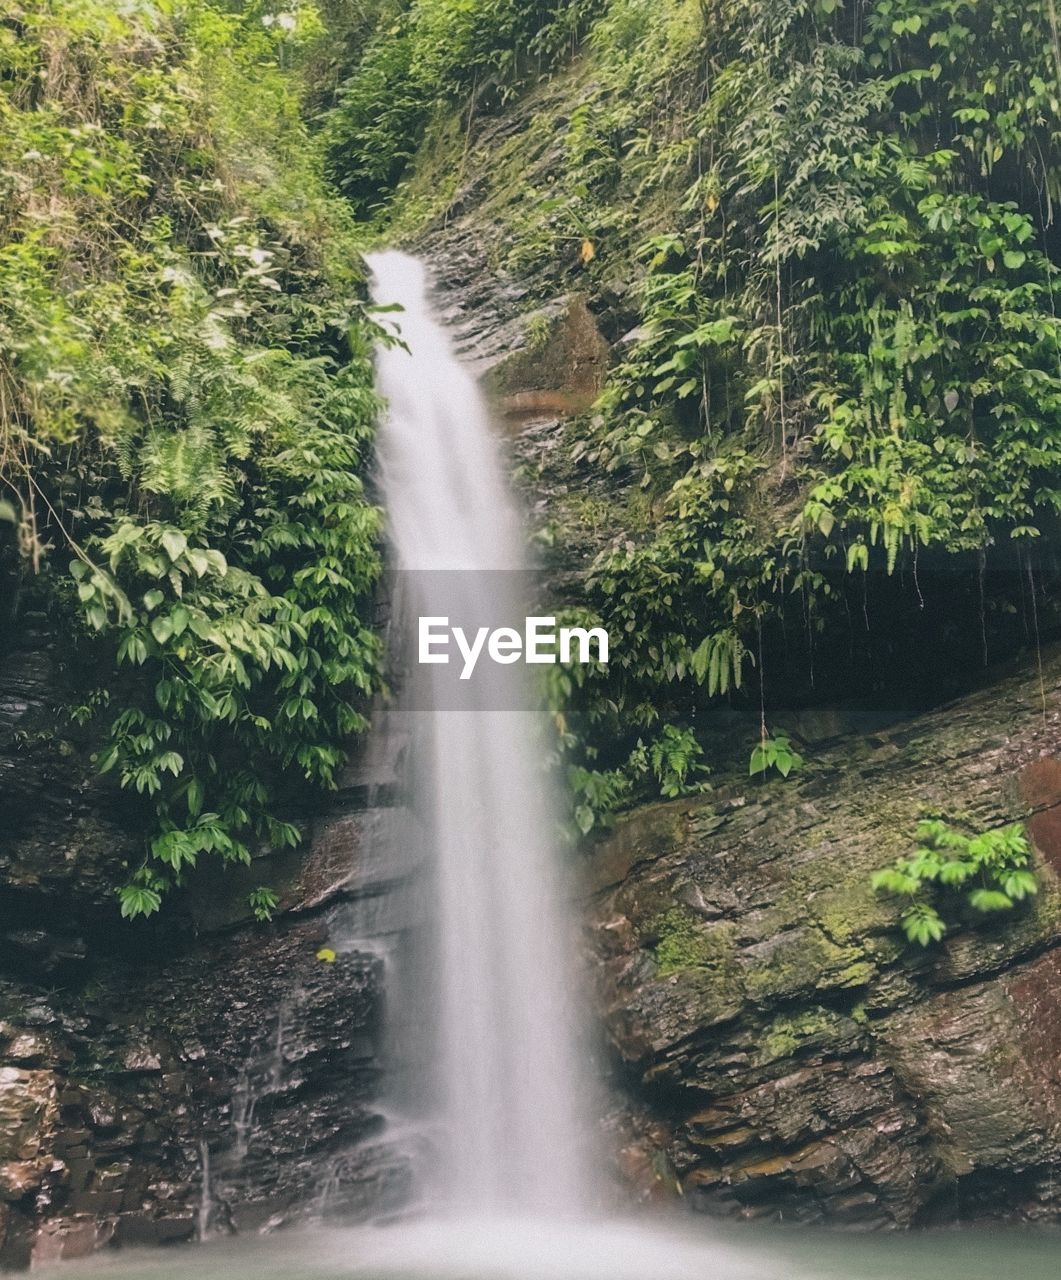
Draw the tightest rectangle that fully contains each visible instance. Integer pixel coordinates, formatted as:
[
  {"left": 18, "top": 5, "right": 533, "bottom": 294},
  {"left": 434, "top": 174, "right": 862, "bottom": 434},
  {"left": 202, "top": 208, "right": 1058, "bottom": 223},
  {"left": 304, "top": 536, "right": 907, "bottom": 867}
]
[
  {"left": 0, "top": 626, "right": 411, "bottom": 1266},
  {"left": 585, "top": 649, "right": 1061, "bottom": 1225}
]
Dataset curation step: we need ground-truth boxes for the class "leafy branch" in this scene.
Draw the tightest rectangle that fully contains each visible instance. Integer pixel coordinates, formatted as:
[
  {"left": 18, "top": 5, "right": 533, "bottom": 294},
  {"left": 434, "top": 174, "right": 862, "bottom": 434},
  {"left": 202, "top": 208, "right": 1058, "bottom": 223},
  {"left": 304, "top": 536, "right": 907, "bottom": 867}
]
[{"left": 872, "top": 819, "right": 1037, "bottom": 946}]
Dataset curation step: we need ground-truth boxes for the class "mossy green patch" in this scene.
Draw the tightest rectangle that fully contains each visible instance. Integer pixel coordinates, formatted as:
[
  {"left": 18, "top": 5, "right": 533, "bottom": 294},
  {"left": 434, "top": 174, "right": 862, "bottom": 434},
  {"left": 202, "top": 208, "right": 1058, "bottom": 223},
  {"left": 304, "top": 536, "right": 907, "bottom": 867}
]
[
  {"left": 650, "top": 906, "right": 734, "bottom": 977},
  {"left": 758, "top": 1006, "right": 851, "bottom": 1066},
  {"left": 386, "top": 109, "right": 466, "bottom": 238},
  {"left": 741, "top": 927, "right": 876, "bottom": 1003}
]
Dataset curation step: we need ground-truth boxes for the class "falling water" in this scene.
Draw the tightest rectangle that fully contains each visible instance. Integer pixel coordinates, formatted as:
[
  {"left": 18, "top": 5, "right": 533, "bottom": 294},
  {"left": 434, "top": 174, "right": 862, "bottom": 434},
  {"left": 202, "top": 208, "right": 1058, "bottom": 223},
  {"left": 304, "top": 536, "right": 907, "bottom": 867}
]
[
  {"left": 197, "top": 1141, "right": 212, "bottom": 1243},
  {"left": 366, "top": 250, "right": 589, "bottom": 1217}
]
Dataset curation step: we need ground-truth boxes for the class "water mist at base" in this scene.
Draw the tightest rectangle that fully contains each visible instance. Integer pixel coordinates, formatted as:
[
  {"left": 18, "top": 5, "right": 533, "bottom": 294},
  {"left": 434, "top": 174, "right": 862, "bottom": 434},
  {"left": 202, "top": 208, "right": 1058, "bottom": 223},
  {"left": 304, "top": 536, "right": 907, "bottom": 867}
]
[{"left": 65, "top": 1206, "right": 1061, "bottom": 1280}]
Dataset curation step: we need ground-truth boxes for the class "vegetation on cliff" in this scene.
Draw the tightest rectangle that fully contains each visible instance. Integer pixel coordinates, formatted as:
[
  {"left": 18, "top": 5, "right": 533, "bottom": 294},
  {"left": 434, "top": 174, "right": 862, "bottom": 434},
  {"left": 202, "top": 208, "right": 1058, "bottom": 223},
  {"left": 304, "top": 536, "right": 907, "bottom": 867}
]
[
  {"left": 323, "top": 0, "right": 1061, "bottom": 833},
  {"left": 321, "top": 0, "right": 604, "bottom": 218},
  {"left": 4, "top": 0, "right": 1060, "bottom": 917},
  {"left": 1, "top": 2, "right": 383, "bottom": 917},
  {"left": 872, "top": 818, "right": 1037, "bottom": 945}
]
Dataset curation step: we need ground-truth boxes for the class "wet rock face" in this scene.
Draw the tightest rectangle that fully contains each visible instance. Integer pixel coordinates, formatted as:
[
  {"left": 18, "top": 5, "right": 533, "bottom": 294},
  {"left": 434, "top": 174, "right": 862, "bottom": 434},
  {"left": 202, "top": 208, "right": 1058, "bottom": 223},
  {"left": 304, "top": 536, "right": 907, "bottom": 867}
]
[
  {"left": 0, "top": 629, "right": 405, "bottom": 1267},
  {"left": 0, "top": 1067, "right": 58, "bottom": 1209},
  {"left": 0, "top": 638, "right": 144, "bottom": 920},
  {"left": 483, "top": 296, "right": 612, "bottom": 423},
  {"left": 0, "top": 912, "right": 393, "bottom": 1267},
  {"left": 585, "top": 651, "right": 1061, "bottom": 1227}
]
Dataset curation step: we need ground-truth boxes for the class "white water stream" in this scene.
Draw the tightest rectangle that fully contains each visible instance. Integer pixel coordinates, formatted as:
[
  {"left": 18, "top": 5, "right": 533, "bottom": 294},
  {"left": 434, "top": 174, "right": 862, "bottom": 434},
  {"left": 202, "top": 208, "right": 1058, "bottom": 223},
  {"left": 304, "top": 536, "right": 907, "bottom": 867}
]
[{"left": 367, "top": 250, "right": 588, "bottom": 1216}]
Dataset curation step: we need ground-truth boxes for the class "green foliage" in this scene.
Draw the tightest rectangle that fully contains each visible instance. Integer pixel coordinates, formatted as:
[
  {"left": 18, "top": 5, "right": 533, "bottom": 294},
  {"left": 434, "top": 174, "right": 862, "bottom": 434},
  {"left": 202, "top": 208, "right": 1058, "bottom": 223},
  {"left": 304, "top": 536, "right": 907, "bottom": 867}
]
[
  {"left": 433, "top": 0, "right": 1061, "bottom": 788},
  {"left": 318, "top": 0, "right": 1061, "bottom": 794},
  {"left": 749, "top": 732, "right": 804, "bottom": 779},
  {"left": 9, "top": 0, "right": 1061, "bottom": 913},
  {"left": 872, "top": 819, "right": 1038, "bottom": 946},
  {"left": 119, "top": 881, "right": 163, "bottom": 922},
  {"left": 577, "top": 0, "right": 1061, "bottom": 670},
  {"left": 323, "top": 0, "right": 604, "bottom": 217},
  {"left": 1, "top": 2, "right": 384, "bottom": 916},
  {"left": 249, "top": 886, "right": 280, "bottom": 922},
  {"left": 636, "top": 724, "right": 710, "bottom": 798},
  {"left": 563, "top": 725, "right": 707, "bottom": 834},
  {"left": 691, "top": 629, "right": 749, "bottom": 699},
  {"left": 322, "top": 21, "right": 428, "bottom": 218},
  {"left": 526, "top": 313, "right": 552, "bottom": 351},
  {"left": 568, "top": 763, "right": 631, "bottom": 835}
]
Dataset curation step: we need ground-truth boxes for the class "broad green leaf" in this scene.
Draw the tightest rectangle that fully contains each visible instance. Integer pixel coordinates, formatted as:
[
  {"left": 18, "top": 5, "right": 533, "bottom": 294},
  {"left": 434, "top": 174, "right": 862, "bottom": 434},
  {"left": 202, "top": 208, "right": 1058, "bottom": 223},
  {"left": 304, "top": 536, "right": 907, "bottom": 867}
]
[{"left": 160, "top": 529, "right": 187, "bottom": 562}]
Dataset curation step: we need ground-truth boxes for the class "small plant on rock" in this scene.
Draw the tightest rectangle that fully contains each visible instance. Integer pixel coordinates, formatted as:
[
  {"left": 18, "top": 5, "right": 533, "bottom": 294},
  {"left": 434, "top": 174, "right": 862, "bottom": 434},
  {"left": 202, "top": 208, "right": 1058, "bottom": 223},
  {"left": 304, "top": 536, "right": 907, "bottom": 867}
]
[
  {"left": 631, "top": 725, "right": 710, "bottom": 799},
  {"left": 872, "top": 819, "right": 1037, "bottom": 947},
  {"left": 749, "top": 732, "right": 804, "bottom": 779}
]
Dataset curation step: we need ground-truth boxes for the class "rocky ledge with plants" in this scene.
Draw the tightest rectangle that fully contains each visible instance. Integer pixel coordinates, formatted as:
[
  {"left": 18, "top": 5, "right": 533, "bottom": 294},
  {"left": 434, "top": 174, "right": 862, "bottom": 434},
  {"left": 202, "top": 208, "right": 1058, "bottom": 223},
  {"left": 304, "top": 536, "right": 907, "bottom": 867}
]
[{"left": 0, "top": 1, "right": 399, "bottom": 1263}]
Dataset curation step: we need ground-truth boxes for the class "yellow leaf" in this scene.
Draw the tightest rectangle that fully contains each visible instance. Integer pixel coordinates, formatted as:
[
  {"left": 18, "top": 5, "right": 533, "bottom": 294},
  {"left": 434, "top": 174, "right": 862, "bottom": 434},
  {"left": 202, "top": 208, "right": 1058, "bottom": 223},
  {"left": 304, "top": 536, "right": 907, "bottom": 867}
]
[
  {"left": 706, "top": 194, "right": 719, "bottom": 213},
  {"left": 580, "top": 239, "right": 596, "bottom": 264},
  {"left": 316, "top": 947, "right": 337, "bottom": 964}
]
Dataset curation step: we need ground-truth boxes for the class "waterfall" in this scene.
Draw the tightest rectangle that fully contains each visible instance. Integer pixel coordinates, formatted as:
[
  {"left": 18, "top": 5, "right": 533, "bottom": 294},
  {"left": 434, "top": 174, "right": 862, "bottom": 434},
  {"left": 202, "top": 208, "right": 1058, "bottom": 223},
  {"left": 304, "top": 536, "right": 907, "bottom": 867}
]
[
  {"left": 91, "top": 251, "right": 820, "bottom": 1280},
  {"left": 366, "top": 250, "right": 590, "bottom": 1217}
]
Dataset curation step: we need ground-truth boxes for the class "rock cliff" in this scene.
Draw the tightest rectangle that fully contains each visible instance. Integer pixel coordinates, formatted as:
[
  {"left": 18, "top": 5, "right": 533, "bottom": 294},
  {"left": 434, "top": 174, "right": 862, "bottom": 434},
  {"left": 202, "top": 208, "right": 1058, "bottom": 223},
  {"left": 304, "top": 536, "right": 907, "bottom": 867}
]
[
  {"left": 3, "top": 43, "right": 1061, "bottom": 1262},
  {"left": 586, "top": 651, "right": 1061, "bottom": 1226},
  {"left": 0, "top": 623, "right": 410, "bottom": 1266}
]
